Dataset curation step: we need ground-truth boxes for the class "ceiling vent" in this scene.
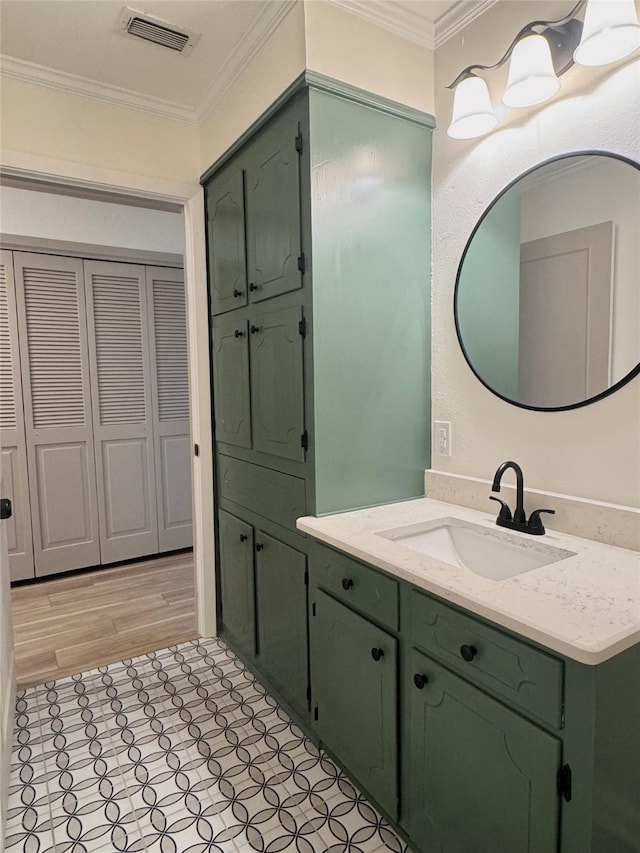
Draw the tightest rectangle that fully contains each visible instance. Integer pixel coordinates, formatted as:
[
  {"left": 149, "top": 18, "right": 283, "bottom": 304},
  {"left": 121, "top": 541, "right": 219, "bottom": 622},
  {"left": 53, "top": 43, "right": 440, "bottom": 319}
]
[{"left": 115, "top": 7, "right": 200, "bottom": 55}]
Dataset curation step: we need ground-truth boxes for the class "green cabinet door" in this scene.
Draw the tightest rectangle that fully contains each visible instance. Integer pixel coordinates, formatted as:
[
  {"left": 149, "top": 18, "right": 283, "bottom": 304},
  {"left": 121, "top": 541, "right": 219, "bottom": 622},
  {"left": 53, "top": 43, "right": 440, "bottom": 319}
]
[
  {"left": 218, "top": 510, "right": 255, "bottom": 659},
  {"left": 313, "top": 590, "right": 398, "bottom": 818},
  {"left": 406, "top": 649, "right": 561, "bottom": 853},
  {"left": 212, "top": 317, "right": 251, "bottom": 448},
  {"left": 207, "top": 167, "right": 248, "bottom": 315},
  {"left": 255, "top": 531, "right": 308, "bottom": 716},
  {"left": 245, "top": 109, "right": 302, "bottom": 303},
  {"left": 249, "top": 305, "right": 305, "bottom": 462}
]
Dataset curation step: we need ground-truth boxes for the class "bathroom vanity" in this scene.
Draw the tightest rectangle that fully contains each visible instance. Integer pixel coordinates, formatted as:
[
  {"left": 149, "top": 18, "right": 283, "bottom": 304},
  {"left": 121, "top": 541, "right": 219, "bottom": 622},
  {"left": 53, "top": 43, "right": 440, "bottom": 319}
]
[{"left": 298, "top": 498, "right": 640, "bottom": 853}]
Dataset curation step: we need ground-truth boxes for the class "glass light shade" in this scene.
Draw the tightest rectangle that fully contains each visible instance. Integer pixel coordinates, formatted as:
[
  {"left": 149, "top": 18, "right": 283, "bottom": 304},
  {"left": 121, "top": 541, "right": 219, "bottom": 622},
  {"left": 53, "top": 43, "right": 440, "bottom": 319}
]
[
  {"left": 503, "top": 34, "right": 561, "bottom": 107},
  {"left": 574, "top": 0, "right": 640, "bottom": 66},
  {"left": 447, "top": 76, "right": 499, "bottom": 139}
]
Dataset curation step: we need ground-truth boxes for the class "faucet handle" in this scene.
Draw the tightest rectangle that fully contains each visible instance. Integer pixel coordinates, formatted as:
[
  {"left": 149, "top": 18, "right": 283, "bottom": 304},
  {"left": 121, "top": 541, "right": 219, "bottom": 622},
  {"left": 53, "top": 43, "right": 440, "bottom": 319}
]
[
  {"left": 489, "top": 496, "right": 512, "bottom": 522},
  {"left": 528, "top": 508, "right": 555, "bottom": 535}
]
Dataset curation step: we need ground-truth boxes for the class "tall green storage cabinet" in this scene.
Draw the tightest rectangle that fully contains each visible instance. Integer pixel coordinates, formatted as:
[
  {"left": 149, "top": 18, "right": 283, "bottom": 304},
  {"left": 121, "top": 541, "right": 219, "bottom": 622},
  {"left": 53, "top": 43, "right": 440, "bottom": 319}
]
[{"left": 203, "top": 72, "right": 433, "bottom": 724}]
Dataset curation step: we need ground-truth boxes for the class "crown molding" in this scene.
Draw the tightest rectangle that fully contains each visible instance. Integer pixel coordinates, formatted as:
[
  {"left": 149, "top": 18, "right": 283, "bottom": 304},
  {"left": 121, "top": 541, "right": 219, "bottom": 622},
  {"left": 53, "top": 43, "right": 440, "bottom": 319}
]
[
  {"left": 329, "top": 1, "right": 435, "bottom": 48},
  {"left": 0, "top": 55, "right": 199, "bottom": 125},
  {"left": 434, "top": 0, "right": 500, "bottom": 49},
  {"left": 195, "top": 0, "right": 298, "bottom": 124}
]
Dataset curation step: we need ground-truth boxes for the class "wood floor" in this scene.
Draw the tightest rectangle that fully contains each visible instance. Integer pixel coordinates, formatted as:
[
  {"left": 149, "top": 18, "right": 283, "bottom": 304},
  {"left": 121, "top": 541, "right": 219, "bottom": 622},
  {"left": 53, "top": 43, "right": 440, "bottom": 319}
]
[{"left": 11, "top": 552, "right": 198, "bottom": 689}]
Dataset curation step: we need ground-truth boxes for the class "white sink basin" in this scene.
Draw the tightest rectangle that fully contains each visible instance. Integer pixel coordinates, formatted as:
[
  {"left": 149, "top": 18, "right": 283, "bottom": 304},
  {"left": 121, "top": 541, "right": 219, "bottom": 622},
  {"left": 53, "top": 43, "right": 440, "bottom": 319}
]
[{"left": 377, "top": 517, "right": 575, "bottom": 581}]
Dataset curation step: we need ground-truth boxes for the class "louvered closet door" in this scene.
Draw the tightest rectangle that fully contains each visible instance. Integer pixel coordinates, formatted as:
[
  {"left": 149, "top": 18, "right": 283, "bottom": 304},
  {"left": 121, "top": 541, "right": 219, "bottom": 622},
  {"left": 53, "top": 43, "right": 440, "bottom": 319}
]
[
  {"left": 14, "top": 252, "right": 100, "bottom": 577},
  {"left": 84, "top": 261, "right": 158, "bottom": 563},
  {"left": 0, "top": 251, "right": 34, "bottom": 581},
  {"left": 146, "top": 266, "right": 192, "bottom": 552}
]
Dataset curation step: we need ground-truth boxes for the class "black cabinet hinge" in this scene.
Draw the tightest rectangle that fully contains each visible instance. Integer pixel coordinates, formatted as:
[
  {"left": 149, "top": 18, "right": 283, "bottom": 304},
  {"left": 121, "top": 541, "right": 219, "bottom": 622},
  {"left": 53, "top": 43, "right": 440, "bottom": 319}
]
[
  {"left": 295, "top": 132, "right": 303, "bottom": 154},
  {"left": 557, "top": 764, "right": 572, "bottom": 802},
  {"left": 298, "top": 316, "right": 306, "bottom": 338},
  {"left": 306, "top": 685, "right": 311, "bottom": 703},
  {"left": 304, "top": 568, "right": 309, "bottom": 587},
  {"left": 297, "top": 253, "right": 306, "bottom": 274},
  {"left": 301, "top": 431, "right": 309, "bottom": 452},
  {"left": 314, "top": 705, "right": 319, "bottom": 721},
  {"left": 194, "top": 443, "right": 200, "bottom": 457},
  {"left": 312, "top": 602, "right": 316, "bottom": 617}
]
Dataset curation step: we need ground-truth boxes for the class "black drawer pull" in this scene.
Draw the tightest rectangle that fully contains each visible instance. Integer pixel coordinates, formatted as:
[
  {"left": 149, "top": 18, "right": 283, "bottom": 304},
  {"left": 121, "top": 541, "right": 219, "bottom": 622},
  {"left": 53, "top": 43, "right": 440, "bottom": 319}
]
[
  {"left": 413, "top": 673, "right": 428, "bottom": 689},
  {"left": 233, "top": 288, "right": 244, "bottom": 298},
  {"left": 239, "top": 534, "right": 248, "bottom": 542},
  {"left": 341, "top": 578, "right": 354, "bottom": 590},
  {"left": 371, "top": 648, "right": 384, "bottom": 662},
  {"left": 249, "top": 282, "right": 258, "bottom": 292},
  {"left": 250, "top": 324, "right": 261, "bottom": 334},
  {"left": 255, "top": 542, "right": 264, "bottom": 552},
  {"left": 460, "top": 644, "right": 477, "bottom": 662},
  {"left": 234, "top": 329, "right": 244, "bottom": 338}
]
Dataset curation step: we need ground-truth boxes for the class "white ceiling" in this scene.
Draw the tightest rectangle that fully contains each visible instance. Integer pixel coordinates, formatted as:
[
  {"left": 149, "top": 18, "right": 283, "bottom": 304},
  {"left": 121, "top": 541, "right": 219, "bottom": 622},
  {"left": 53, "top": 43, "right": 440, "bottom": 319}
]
[{"left": 0, "top": 0, "right": 490, "bottom": 122}]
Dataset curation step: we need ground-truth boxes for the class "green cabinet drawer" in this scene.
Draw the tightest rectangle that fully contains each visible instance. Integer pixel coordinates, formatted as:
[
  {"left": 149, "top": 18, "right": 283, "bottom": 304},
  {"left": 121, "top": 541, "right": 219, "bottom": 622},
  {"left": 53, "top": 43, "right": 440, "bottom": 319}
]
[
  {"left": 313, "top": 543, "right": 399, "bottom": 631},
  {"left": 410, "top": 590, "right": 563, "bottom": 728},
  {"left": 218, "top": 455, "right": 305, "bottom": 530}
]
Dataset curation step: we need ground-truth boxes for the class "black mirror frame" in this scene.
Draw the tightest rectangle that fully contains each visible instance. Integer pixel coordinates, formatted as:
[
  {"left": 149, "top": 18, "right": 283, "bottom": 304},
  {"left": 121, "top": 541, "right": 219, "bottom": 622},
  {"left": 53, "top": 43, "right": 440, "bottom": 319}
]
[{"left": 453, "top": 150, "right": 640, "bottom": 412}]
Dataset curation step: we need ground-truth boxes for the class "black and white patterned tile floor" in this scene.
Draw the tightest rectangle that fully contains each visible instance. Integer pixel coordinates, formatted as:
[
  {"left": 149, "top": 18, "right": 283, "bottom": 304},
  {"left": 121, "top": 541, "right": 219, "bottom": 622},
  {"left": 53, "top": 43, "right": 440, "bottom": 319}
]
[{"left": 6, "top": 637, "right": 410, "bottom": 853}]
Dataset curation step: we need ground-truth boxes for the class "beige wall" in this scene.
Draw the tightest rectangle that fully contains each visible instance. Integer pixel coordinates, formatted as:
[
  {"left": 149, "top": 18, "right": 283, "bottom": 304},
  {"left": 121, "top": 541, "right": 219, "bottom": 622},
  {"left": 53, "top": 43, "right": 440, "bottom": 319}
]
[
  {"left": 1, "top": 78, "right": 200, "bottom": 187},
  {"left": 432, "top": 0, "right": 640, "bottom": 507},
  {"left": 199, "top": 1, "right": 306, "bottom": 173},
  {"left": 304, "top": 2, "right": 434, "bottom": 115}
]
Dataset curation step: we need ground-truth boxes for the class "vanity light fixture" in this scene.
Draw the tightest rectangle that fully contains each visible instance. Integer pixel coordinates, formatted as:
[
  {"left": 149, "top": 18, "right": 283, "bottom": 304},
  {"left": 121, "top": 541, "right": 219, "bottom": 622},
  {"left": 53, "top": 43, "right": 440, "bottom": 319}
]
[{"left": 446, "top": 0, "right": 640, "bottom": 139}]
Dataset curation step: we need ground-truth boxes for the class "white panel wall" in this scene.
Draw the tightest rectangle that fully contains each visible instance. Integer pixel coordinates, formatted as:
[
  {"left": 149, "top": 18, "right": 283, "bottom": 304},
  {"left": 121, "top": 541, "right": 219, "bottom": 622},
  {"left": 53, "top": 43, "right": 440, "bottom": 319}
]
[
  {"left": 432, "top": 0, "right": 640, "bottom": 507},
  {"left": 1, "top": 188, "right": 184, "bottom": 254}
]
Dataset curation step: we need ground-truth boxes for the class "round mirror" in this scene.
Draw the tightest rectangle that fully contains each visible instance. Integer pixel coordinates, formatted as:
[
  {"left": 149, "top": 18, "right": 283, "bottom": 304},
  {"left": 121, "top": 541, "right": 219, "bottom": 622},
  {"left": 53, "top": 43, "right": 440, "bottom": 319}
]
[{"left": 454, "top": 152, "right": 640, "bottom": 411}]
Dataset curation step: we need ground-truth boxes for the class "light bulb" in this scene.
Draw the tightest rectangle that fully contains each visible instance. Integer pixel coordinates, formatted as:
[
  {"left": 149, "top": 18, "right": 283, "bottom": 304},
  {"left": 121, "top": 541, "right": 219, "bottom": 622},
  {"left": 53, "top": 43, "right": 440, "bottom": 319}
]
[
  {"left": 503, "top": 34, "right": 561, "bottom": 108},
  {"left": 574, "top": 0, "right": 640, "bottom": 66},
  {"left": 447, "top": 76, "right": 499, "bottom": 139}
]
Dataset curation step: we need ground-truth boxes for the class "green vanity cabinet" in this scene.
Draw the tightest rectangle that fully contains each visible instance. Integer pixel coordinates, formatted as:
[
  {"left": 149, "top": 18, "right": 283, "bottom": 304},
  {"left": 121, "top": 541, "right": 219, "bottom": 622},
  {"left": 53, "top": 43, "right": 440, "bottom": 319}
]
[
  {"left": 312, "top": 589, "right": 398, "bottom": 819},
  {"left": 212, "top": 304, "right": 306, "bottom": 464},
  {"left": 406, "top": 648, "right": 561, "bottom": 853},
  {"left": 255, "top": 530, "right": 308, "bottom": 715},
  {"left": 216, "top": 507, "right": 310, "bottom": 722},
  {"left": 217, "top": 509, "right": 255, "bottom": 658},
  {"left": 207, "top": 166, "right": 248, "bottom": 315}
]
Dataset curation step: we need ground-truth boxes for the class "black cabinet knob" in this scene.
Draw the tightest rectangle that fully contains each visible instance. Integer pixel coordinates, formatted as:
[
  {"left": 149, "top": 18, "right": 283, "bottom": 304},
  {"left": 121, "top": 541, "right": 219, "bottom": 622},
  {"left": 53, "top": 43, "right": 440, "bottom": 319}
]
[
  {"left": 255, "top": 542, "right": 264, "bottom": 552},
  {"left": 249, "top": 282, "right": 258, "bottom": 292},
  {"left": 413, "top": 673, "right": 428, "bottom": 689},
  {"left": 239, "top": 534, "right": 248, "bottom": 542},
  {"left": 460, "top": 644, "right": 477, "bottom": 662},
  {"left": 233, "top": 288, "right": 244, "bottom": 298},
  {"left": 0, "top": 498, "right": 12, "bottom": 520},
  {"left": 234, "top": 329, "right": 244, "bottom": 338},
  {"left": 250, "top": 325, "right": 261, "bottom": 334},
  {"left": 371, "top": 648, "right": 384, "bottom": 662},
  {"left": 341, "top": 578, "right": 354, "bottom": 590}
]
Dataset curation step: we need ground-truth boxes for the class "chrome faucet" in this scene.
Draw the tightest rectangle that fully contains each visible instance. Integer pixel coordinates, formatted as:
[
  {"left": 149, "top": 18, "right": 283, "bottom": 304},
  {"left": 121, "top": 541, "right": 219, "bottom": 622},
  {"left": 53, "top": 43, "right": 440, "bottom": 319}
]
[{"left": 490, "top": 460, "right": 555, "bottom": 535}]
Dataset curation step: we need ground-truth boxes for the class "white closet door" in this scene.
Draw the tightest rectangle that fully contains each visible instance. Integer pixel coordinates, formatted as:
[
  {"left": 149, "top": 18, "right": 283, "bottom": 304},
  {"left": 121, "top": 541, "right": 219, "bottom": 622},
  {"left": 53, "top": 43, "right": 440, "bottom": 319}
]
[
  {"left": 14, "top": 252, "right": 100, "bottom": 577},
  {"left": 147, "top": 267, "right": 192, "bottom": 552},
  {"left": 0, "top": 251, "right": 34, "bottom": 581},
  {"left": 84, "top": 261, "right": 159, "bottom": 564}
]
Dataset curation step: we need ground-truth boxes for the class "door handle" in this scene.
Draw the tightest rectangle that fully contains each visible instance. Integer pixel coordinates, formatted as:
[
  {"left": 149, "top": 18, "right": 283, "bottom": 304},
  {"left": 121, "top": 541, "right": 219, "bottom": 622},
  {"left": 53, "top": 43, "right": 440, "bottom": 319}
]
[{"left": 0, "top": 498, "right": 12, "bottom": 520}]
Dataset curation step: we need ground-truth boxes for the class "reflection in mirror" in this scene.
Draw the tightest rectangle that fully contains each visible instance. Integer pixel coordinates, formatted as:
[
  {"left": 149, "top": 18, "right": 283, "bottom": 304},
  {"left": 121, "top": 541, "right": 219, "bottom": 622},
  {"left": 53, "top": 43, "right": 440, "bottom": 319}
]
[{"left": 455, "top": 153, "right": 640, "bottom": 410}]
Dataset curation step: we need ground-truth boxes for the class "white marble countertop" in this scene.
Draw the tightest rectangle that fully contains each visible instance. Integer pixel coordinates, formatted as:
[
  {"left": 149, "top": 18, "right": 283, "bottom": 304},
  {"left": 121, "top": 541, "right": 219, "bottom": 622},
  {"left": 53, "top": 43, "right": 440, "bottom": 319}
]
[{"left": 297, "top": 497, "right": 640, "bottom": 665}]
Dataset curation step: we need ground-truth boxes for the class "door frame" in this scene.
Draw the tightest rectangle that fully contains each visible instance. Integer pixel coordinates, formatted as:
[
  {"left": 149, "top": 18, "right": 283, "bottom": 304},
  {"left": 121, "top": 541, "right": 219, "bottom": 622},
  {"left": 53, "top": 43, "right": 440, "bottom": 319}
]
[{"left": 0, "top": 156, "right": 217, "bottom": 638}]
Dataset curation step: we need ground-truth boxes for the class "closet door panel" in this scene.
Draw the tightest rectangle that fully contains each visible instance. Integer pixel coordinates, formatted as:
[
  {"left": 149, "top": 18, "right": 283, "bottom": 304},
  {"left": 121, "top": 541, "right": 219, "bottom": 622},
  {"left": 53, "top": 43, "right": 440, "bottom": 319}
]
[
  {"left": 0, "top": 251, "right": 34, "bottom": 581},
  {"left": 85, "top": 261, "right": 158, "bottom": 564},
  {"left": 14, "top": 252, "right": 100, "bottom": 576},
  {"left": 147, "top": 267, "right": 192, "bottom": 552}
]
